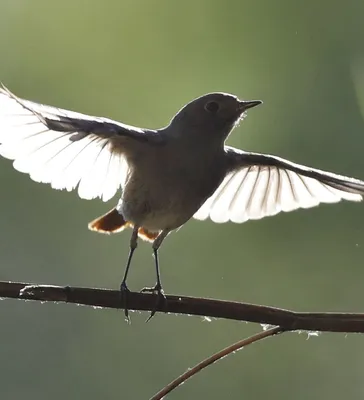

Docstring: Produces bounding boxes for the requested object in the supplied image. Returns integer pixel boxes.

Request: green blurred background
[1,0,364,399]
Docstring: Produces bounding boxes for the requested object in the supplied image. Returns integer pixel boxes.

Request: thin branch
[2,280,364,332]
[150,326,284,400]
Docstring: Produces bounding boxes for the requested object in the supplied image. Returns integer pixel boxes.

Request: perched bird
[1,86,364,317]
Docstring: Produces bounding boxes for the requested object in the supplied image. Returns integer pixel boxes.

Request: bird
[1,85,364,319]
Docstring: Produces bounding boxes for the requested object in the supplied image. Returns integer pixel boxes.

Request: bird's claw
[140,283,165,295]
[120,281,131,324]
[140,284,166,322]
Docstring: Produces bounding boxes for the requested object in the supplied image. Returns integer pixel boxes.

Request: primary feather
[0,86,144,201]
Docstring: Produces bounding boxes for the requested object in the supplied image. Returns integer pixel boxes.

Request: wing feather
[194,147,364,223]
[0,87,149,201]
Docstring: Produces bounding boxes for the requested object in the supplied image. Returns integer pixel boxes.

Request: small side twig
[150,326,284,400]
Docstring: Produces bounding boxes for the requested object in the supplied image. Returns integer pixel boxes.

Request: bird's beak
[238,100,262,111]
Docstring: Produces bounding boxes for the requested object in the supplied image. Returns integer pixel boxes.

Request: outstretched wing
[194,146,364,223]
[0,86,154,201]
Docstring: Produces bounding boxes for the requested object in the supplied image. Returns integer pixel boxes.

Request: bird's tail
[137,227,159,242]
[88,208,131,234]
[88,208,160,242]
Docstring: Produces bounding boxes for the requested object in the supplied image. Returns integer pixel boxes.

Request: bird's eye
[204,101,220,114]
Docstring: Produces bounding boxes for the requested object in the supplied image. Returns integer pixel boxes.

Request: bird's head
[168,92,262,143]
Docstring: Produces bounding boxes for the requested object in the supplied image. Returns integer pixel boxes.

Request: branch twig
[2,280,364,332]
[150,326,284,400]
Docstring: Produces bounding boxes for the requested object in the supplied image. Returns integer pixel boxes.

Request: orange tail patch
[138,227,160,243]
[89,208,159,241]
[88,208,131,234]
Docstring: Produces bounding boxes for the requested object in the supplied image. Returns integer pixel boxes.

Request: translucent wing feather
[0,87,148,201]
[194,147,364,223]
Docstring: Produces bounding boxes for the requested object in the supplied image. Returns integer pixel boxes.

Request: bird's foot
[140,283,166,322]
[120,281,131,324]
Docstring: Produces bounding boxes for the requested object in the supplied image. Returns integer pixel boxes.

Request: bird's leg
[120,225,139,322]
[141,229,170,321]
[141,229,169,294]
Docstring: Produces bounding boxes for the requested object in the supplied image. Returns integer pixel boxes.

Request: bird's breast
[118,144,226,231]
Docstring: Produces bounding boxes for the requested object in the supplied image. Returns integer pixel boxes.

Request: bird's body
[1,86,364,316]
[119,128,227,233]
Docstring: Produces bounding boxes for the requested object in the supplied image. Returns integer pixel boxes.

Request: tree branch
[2,280,364,332]
[150,326,284,400]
